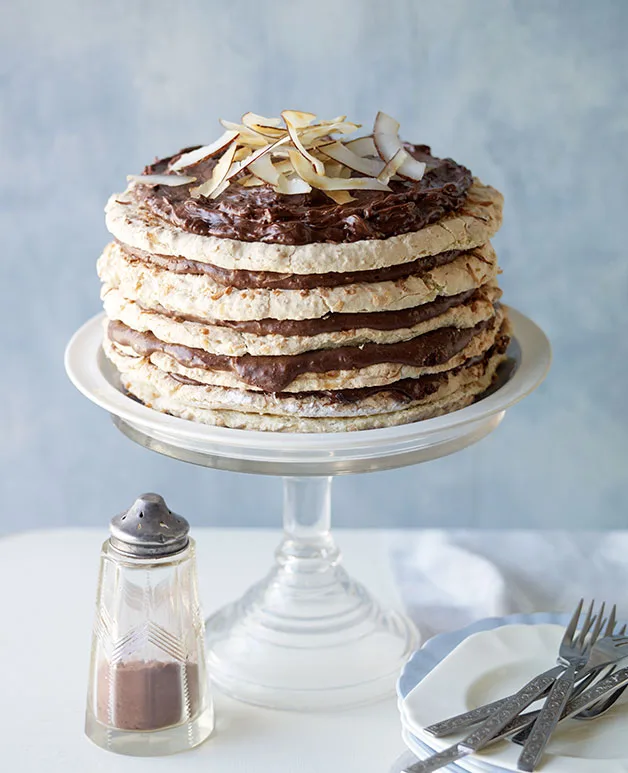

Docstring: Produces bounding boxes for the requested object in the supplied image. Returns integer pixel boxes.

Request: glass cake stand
[65,307,551,711]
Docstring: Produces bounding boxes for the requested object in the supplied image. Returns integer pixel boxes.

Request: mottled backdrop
[1,0,626,532]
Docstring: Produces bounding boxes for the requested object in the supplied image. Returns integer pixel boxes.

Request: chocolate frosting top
[135,144,472,246]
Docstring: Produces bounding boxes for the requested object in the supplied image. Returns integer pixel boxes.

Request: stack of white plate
[394,612,628,773]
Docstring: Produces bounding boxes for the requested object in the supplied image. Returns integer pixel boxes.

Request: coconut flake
[377,148,408,183]
[209,180,231,199]
[168,131,239,171]
[233,146,253,162]
[247,154,283,186]
[242,112,282,128]
[224,136,290,182]
[323,159,344,178]
[344,136,378,157]
[219,119,269,147]
[282,110,325,174]
[299,121,359,148]
[281,109,317,129]
[318,140,385,177]
[189,142,238,198]
[289,150,391,192]
[127,174,196,187]
[272,158,294,175]
[373,111,426,181]
[324,190,355,204]
[239,175,265,187]
[241,112,285,138]
[275,175,312,195]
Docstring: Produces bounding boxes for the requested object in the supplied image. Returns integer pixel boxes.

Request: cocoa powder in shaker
[96,660,200,731]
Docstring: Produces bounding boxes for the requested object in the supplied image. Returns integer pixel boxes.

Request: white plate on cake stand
[65,306,551,711]
[65,307,550,476]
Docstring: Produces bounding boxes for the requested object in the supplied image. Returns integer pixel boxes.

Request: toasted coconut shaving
[324,190,356,204]
[172,110,424,202]
[344,136,378,157]
[241,113,285,139]
[377,148,408,183]
[241,112,282,127]
[273,158,295,176]
[189,142,238,198]
[374,111,426,181]
[282,110,325,175]
[233,146,253,162]
[219,119,268,148]
[275,175,312,195]
[289,150,391,192]
[239,175,265,187]
[248,153,283,186]
[168,131,239,171]
[318,140,385,177]
[300,122,359,147]
[281,109,317,128]
[208,179,230,199]
[223,136,290,184]
[323,160,344,178]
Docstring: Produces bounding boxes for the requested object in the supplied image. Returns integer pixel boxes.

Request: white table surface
[0,527,407,773]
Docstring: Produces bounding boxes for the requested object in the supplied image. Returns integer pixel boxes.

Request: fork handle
[458,665,564,753]
[424,666,605,739]
[424,666,563,739]
[403,709,547,772]
[424,697,508,738]
[406,669,628,773]
[517,664,577,771]
[402,744,463,773]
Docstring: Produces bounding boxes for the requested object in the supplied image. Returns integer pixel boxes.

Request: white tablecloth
[1,528,623,773]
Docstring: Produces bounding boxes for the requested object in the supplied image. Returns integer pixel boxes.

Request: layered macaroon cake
[99,110,510,432]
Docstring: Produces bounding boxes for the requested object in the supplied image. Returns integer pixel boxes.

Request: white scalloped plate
[393,613,567,772]
[401,623,628,773]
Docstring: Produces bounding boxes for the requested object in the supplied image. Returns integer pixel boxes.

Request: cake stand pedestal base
[204,477,418,710]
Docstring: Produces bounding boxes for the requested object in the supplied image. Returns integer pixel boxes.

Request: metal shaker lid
[109,493,190,558]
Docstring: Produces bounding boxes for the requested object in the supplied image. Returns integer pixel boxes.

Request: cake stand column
[204,475,419,711]
[277,476,338,568]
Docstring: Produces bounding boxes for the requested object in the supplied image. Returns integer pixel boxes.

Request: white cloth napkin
[389,530,628,641]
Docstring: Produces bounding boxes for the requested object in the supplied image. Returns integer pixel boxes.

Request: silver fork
[517,603,610,770]
[514,619,628,739]
[577,680,628,719]
[425,600,614,738]
[406,600,605,773]
[406,661,628,773]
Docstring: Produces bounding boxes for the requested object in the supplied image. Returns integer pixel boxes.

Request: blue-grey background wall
[1,0,626,533]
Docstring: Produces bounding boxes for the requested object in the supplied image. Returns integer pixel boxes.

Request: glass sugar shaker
[85,493,214,756]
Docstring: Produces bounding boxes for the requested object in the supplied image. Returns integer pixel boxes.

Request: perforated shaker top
[109,493,190,558]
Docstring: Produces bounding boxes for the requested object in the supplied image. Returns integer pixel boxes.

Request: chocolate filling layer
[146,288,484,336]
[169,331,510,405]
[318,332,510,404]
[108,317,493,392]
[119,241,462,290]
[135,144,472,245]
